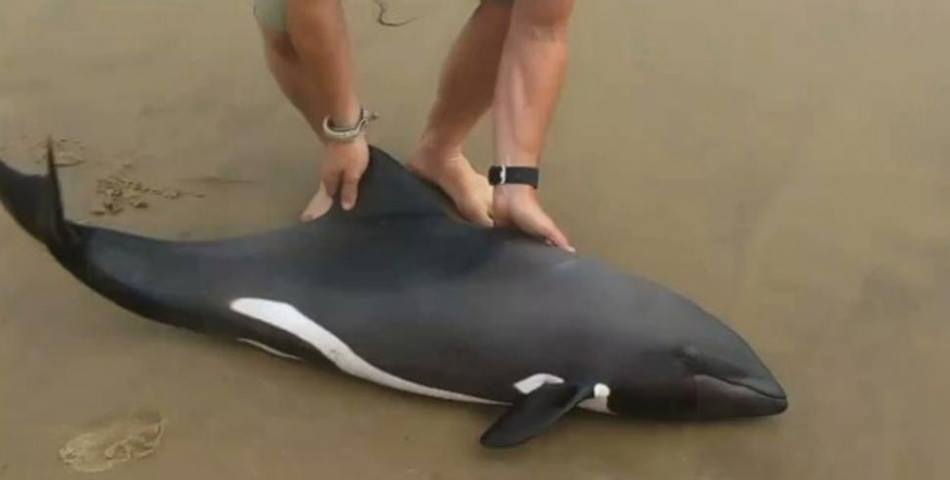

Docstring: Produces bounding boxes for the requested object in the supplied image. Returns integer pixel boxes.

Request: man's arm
[287,0,366,211]
[491,0,576,251]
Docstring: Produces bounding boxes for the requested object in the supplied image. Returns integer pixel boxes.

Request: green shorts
[253,0,512,33]
[253,0,287,32]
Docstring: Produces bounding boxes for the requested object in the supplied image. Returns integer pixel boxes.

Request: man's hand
[322,137,369,210]
[300,137,368,221]
[492,184,574,252]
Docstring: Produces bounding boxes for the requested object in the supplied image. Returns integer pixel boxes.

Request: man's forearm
[286,0,362,130]
[492,0,574,168]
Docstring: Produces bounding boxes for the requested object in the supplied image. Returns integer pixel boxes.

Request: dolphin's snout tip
[694,375,788,418]
[771,396,789,414]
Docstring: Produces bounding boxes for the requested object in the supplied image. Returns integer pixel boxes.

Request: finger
[543,224,575,253]
[459,200,494,228]
[323,170,342,199]
[470,209,494,228]
[299,185,333,222]
[526,210,572,252]
[340,172,361,210]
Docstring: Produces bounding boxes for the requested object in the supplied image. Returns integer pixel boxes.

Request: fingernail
[343,202,353,210]
[566,246,577,254]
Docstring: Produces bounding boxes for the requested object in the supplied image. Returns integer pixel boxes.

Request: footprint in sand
[58,411,165,473]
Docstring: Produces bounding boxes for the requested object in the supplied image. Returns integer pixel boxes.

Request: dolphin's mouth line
[695,374,786,400]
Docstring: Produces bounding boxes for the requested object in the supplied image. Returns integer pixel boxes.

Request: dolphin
[0,142,787,448]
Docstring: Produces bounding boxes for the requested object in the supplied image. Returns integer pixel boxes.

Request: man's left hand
[492,184,574,253]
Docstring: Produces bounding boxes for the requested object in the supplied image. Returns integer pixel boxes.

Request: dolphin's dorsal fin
[340,146,451,218]
[480,383,596,448]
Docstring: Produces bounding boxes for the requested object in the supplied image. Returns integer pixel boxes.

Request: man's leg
[409,1,514,226]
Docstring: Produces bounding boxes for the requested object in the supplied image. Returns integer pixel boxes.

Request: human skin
[260,0,576,250]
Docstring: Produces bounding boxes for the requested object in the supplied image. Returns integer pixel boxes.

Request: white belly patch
[230,298,498,404]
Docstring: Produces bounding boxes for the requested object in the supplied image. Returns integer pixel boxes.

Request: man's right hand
[322,137,369,211]
[300,137,369,221]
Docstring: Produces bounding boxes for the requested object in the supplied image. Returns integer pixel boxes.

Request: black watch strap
[488,166,540,189]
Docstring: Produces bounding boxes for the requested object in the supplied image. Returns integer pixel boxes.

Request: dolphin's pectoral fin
[480,383,595,448]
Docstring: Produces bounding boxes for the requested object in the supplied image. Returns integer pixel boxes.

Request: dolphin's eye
[678,345,700,360]
[677,345,702,368]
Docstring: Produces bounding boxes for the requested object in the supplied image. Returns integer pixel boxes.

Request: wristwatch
[488,166,540,189]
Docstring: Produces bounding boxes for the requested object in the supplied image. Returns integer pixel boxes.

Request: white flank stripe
[230,298,498,404]
[513,373,565,394]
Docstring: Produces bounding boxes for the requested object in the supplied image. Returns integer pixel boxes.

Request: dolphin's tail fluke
[0,138,82,257]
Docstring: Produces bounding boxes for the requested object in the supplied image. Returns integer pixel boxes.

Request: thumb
[300,186,333,222]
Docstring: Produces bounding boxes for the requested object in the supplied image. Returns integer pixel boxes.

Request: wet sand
[1,0,948,478]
